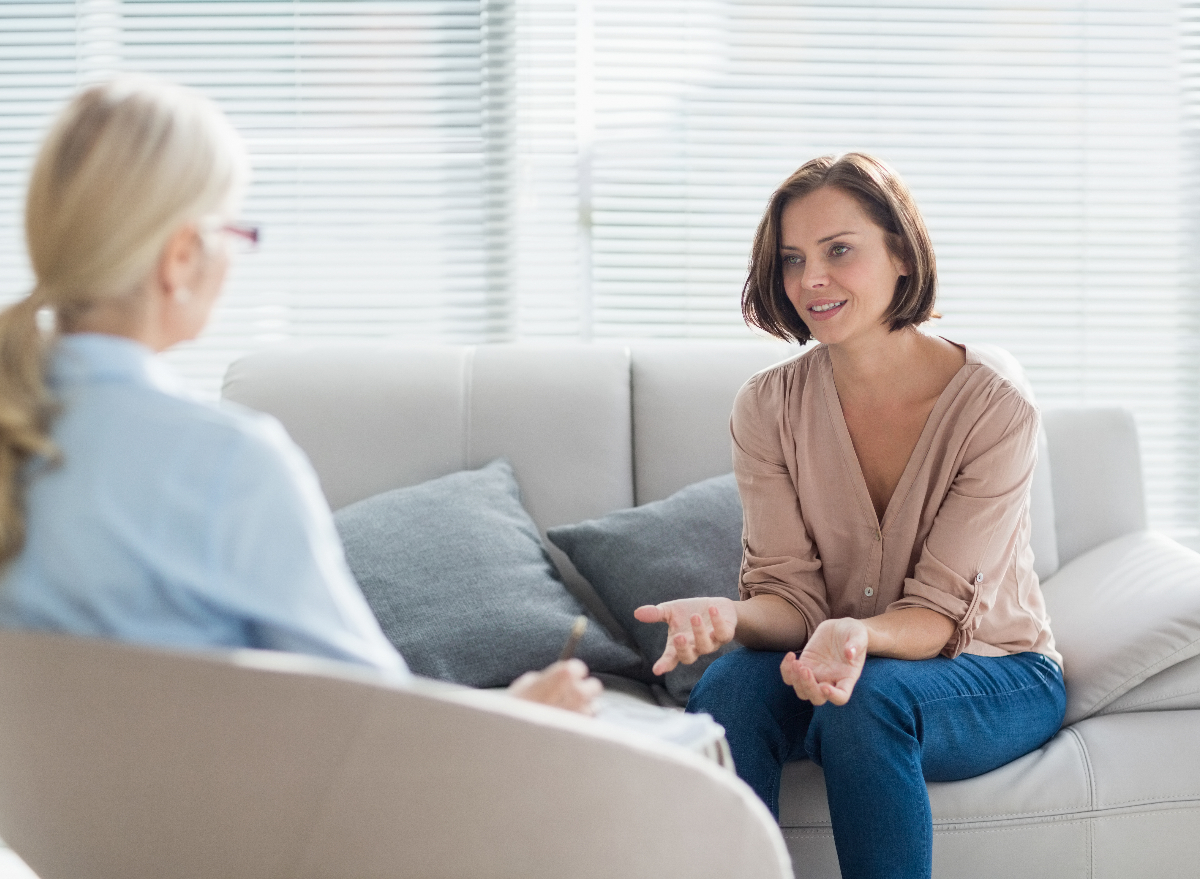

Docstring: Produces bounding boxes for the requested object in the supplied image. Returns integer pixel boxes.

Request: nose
[802,257,829,290]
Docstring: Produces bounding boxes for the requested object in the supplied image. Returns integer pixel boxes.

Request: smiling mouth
[810,300,847,313]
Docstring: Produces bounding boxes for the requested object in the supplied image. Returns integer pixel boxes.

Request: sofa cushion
[547,473,743,704]
[1041,530,1200,725]
[334,459,641,687]
[1099,650,1200,715]
[777,710,1200,879]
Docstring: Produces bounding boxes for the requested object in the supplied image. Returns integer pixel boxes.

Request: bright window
[0,0,1195,543]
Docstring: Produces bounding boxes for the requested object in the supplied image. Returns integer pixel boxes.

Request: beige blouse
[732,342,1061,668]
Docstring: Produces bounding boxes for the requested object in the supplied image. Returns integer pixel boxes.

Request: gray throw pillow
[334,459,641,688]
[547,473,743,703]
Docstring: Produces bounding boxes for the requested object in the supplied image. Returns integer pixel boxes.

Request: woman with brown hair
[636,153,1065,879]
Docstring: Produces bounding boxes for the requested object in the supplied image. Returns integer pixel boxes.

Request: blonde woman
[636,154,1065,879]
[0,77,597,713]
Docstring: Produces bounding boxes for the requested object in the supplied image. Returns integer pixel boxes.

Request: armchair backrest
[0,632,791,879]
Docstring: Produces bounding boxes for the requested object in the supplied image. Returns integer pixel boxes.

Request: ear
[155,224,202,301]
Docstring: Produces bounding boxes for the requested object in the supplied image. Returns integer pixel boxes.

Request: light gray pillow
[334,459,641,688]
[547,473,743,703]
[1042,529,1200,725]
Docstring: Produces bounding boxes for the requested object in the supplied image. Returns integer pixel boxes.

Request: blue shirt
[0,333,408,675]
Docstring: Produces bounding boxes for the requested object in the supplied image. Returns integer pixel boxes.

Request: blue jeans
[687,648,1065,879]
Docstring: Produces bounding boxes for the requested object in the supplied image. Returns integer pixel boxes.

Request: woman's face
[779,186,908,348]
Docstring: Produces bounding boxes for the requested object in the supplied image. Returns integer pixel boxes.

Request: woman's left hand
[781,618,869,706]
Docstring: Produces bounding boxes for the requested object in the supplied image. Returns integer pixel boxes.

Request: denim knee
[687,648,783,720]
[804,659,915,766]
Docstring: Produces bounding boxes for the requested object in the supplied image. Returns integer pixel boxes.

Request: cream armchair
[0,630,789,879]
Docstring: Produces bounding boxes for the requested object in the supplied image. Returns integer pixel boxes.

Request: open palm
[781,617,868,706]
[634,596,737,675]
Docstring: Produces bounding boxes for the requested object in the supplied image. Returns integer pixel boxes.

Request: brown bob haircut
[741,152,938,344]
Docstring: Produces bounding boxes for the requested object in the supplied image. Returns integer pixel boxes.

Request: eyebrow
[779,230,858,251]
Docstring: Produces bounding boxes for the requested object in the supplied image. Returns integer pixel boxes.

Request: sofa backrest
[1043,407,1146,566]
[223,341,1144,584]
[0,631,791,879]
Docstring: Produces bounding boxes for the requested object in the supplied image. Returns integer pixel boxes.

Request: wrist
[860,616,889,656]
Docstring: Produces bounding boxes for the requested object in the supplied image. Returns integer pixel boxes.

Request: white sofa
[217,340,1200,879]
[2,340,1195,879]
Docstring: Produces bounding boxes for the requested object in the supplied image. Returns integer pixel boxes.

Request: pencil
[559,615,588,661]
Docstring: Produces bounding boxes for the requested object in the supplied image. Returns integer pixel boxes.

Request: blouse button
[864,587,874,597]
[975,573,983,584]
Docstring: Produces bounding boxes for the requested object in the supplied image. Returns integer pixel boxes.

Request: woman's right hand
[508,658,603,714]
[633,597,737,675]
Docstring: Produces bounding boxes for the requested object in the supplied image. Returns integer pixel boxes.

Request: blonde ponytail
[0,75,248,565]
[0,291,58,564]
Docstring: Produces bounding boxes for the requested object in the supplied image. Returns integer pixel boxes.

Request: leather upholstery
[0,632,791,879]
[1043,408,1146,568]
[207,341,1200,877]
[1043,531,1200,724]
[224,342,636,635]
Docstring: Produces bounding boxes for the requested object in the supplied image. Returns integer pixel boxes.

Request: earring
[172,286,192,305]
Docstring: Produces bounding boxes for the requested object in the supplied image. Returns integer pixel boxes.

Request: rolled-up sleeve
[887,386,1039,658]
[732,374,830,640]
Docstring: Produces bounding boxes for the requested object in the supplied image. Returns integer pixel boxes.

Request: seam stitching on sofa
[1089,640,1200,716]
[1066,726,1096,812]
[1098,683,1200,714]
[1095,793,1200,808]
[781,798,1200,838]
[786,818,1095,840]
[1088,801,1095,879]
[939,797,1200,825]
[1086,804,1200,822]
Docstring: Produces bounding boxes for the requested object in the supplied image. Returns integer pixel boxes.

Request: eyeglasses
[221,222,261,254]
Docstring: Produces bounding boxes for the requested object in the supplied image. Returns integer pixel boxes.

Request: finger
[536,660,573,681]
[543,664,593,700]
[634,604,666,624]
[779,651,799,685]
[563,658,588,679]
[689,613,715,654]
[672,630,698,665]
[780,651,809,688]
[652,639,680,676]
[830,673,858,703]
[567,676,604,715]
[843,631,868,663]
[509,670,539,692]
[820,682,851,706]
[709,604,734,645]
[793,664,827,705]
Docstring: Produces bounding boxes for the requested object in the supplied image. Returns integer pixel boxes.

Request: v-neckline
[818,343,975,533]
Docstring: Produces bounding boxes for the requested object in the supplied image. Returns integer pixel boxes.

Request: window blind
[1,0,498,396]
[0,0,1196,542]
[580,0,1197,542]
